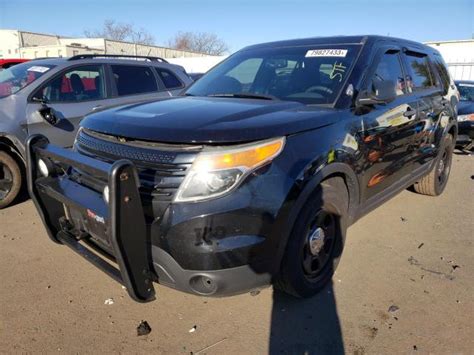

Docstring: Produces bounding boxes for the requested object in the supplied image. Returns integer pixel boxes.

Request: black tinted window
[432,55,451,92]
[157,69,183,89]
[111,65,158,96]
[405,52,434,90]
[370,51,406,96]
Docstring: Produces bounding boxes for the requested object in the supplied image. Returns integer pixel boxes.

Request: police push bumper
[27,134,155,302]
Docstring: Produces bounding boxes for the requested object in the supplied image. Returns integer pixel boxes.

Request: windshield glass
[186,44,361,105]
[0,62,55,98]
[456,82,474,102]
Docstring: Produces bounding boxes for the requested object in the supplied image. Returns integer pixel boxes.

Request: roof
[20,56,178,68]
[242,35,432,52]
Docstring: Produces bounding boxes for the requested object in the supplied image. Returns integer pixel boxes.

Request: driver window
[370,51,406,96]
[37,65,106,103]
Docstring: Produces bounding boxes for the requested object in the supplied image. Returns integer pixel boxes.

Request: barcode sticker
[27,66,50,73]
[305,49,348,58]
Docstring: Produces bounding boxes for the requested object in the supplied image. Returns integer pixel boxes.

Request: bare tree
[84,20,155,45]
[168,32,229,55]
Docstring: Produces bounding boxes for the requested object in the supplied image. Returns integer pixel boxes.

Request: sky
[0,0,472,53]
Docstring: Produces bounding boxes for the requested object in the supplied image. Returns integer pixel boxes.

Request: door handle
[92,105,103,111]
[403,109,416,118]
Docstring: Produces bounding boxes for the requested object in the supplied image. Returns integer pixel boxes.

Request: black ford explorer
[27,36,458,302]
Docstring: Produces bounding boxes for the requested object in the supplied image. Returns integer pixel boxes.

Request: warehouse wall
[426,40,474,80]
[0,30,22,58]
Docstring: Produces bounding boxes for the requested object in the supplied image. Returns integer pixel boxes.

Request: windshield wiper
[207,92,278,100]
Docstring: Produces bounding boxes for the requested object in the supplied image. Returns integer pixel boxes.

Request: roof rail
[68,54,169,63]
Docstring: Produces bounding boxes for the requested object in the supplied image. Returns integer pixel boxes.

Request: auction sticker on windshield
[27,66,51,73]
[305,49,348,57]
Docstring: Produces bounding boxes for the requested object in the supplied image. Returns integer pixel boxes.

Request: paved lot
[1,154,473,354]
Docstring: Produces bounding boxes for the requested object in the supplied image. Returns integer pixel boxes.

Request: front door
[359,49,420,202]
[26,64,108,147]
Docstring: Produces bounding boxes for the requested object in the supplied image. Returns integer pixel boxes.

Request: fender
[0,133,26,164]
[272,161,360,274]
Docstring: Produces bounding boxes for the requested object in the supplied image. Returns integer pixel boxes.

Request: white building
[0,29,208,60]
[426,39,474,80]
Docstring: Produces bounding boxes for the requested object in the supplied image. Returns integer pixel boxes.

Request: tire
[413,134,454,196]
[275,177,349,298]
[0,151,22,209]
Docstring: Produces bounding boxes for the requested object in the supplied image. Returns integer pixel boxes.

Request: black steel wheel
[276,177,348,298]
[414,134,454,196]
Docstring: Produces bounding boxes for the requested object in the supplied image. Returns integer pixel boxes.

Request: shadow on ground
[269,282,344,354]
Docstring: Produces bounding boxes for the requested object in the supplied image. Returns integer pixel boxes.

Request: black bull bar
[27,134,156,302]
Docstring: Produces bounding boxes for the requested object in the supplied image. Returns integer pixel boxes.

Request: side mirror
[357,79,397,106]
[38,105,59,126]
[32,96,59,126]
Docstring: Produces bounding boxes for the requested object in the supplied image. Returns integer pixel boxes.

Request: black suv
[27,36,457,301]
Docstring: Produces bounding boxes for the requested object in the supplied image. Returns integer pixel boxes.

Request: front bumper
[27,135,271,301]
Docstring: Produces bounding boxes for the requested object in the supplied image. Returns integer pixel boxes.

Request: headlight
[175,137,285,202]
[457,114,474,122]
[38,159,49,177]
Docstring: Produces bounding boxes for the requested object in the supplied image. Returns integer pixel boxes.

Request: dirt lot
[1,154,473,354]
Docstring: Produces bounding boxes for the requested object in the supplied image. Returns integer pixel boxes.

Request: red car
[0,59,29,70]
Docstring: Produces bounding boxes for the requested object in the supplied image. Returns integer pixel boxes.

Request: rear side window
[404,52,434,91]
[432,54,451,92]
[111,65,158,96]
[156,69,183,89]
[369,51,407,96]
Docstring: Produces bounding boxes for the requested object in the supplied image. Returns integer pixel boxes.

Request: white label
[305,49,348,58]
[27,66,50,73]
[459,83,474,88]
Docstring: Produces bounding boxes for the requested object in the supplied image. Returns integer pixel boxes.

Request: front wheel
[275,177,348,298]
[413,134,454,196]
[0,151,22,209]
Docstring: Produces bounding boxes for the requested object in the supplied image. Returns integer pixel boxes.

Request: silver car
[0,54,192,208]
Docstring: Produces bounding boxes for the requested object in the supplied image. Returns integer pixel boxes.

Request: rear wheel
[413,134,454,196]
[275,177,348,298]
[0,151,22,209]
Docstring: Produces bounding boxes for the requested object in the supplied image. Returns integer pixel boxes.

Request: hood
[458,101,474,115]
[81,97,340,144]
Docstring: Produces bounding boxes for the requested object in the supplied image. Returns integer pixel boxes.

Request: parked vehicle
[0,54,192,208]
[0,59,29,71]
[27,36,457,302]
[454,80,474,150]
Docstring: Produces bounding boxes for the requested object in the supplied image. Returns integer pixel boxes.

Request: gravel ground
[0,153,473,354]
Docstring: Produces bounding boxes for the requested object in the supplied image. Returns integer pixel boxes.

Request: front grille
[75,129,199,220]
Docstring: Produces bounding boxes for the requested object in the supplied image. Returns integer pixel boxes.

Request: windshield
[186,44,361,105]
[0,62,55,98]
[456,82,474,102]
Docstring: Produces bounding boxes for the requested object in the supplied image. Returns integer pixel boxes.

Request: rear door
[359,47,420,201]
[106,64,172,106]
[401,50,447,168]
[26,64,108,147]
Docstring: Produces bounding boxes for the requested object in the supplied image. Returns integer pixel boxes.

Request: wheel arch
[0,134,26,164]
[0,135,26,174]
[273,162,360,274]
